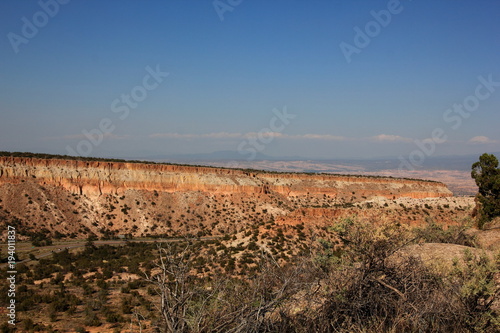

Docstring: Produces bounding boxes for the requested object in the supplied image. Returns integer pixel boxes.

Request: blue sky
[1,0,499,161]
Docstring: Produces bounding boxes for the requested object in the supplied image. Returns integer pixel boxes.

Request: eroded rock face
[0,157,452,199]
[0,156,455,239]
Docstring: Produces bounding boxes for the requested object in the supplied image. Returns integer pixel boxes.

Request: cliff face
[0,156,456,240]
[0,157,452,199]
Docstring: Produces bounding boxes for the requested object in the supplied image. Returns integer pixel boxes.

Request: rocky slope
[0,156,454,240]
[0,156,452,198]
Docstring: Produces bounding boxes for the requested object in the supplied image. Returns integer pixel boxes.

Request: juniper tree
[471,153,500,228]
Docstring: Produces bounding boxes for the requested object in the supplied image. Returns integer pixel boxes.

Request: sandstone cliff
[0,156,452,199]
[0,156,455,240]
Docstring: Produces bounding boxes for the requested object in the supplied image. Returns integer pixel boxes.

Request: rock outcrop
[0,156,458,240]
[0,156,452,199]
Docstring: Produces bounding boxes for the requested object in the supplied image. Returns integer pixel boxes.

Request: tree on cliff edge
[471,153,500,228]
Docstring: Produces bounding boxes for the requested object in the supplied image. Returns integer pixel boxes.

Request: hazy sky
[1,0,499,161]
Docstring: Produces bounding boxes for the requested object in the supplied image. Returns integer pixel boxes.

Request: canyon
[0,156,452,199]
[0,155,462,241]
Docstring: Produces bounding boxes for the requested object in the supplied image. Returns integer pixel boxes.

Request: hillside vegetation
[0,218,498,332]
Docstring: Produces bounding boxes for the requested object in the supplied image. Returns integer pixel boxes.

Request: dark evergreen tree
[471,153,500,228]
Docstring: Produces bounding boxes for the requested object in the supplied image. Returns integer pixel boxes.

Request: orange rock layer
[0,157,452,199]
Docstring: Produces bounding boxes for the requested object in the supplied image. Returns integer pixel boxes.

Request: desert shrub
[311,256,456,332]
[144,242,318,333]
[84,303,101,326]
[48,305,58,322]
[413,219,477,247]
[282,219,499,332]
[121,296,133,314]
[446,250,500,331]
[103,306,125,323]
[0,323,16,333]
[30,230,53,247]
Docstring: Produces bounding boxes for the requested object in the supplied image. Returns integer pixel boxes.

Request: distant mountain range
[142,151,500,172]
[135,151,499,196]
[142,150,306,163]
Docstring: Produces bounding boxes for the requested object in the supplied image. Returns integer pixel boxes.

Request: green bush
[472,153,500,228]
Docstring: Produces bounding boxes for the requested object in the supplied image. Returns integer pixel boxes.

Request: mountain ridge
[0,153,454,241]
